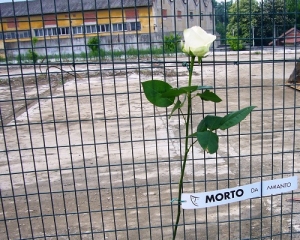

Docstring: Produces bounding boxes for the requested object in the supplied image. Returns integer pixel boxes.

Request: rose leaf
[219,106,256,130]
[142,80,175,107]
[197,131,219,154]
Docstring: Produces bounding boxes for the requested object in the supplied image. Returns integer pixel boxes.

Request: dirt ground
[0,50,300,239]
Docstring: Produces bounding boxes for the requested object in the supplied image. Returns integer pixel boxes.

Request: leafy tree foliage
[163,34,181,53]
[286,0,300,23]
[227,34,245,50]
[27,37,39,64]
[227,0,260,43]
[87,36,100,54]
[214,1,232,44]
[226,0,296,46]
[255,0,295,45]
[216,22,227,44]
[215,1,231,25]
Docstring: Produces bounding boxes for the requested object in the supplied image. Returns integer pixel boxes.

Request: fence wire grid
[0,0,300,239]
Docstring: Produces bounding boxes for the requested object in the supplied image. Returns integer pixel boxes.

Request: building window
[4,32,15,39]
[85,24,97,34]
[177,11,182,19]
[162,9,167,19]
[45,28,51,36]
[130,22,141,31]
[112,23,127,32]
[34,29,44,37]
[34,27,70,37]
[3,30,30,39]
[58,27,70,35]
[190,11,194,20]
[34,28,57,37]
[98,24,110,32]
[18,31,31,38]
[72,26,83,34]
[45,28,57,36]
[73,24,111,34]
[201,12,204,20]
[43,28,50,36]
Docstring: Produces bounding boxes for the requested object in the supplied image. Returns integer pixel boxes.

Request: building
[0,0,215,56]
[152,0,214,33]
[269,27,300,46]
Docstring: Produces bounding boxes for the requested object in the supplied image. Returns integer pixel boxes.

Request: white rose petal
[182,26,216,58]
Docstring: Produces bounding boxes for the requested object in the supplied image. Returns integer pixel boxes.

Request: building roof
[269,27,300,45]
[0,0,153,17]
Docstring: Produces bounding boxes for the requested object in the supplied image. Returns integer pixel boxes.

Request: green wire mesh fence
[0,0,300,239]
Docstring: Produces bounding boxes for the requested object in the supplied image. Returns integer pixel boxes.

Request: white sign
[262,176,298,196]
[181,176,298,209]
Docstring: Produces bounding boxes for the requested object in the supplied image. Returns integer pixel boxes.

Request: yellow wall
[1,7,153,41]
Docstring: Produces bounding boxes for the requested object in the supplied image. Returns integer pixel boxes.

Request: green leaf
[142,80,175,107]
[198,90,222,103]
[204,115,223,130]
[219,106,256,130]
[197,131,219,154]
[169,97,186,118]
[197,119,207,132]
[162,86,198,97]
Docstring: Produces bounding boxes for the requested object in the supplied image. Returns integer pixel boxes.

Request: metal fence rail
[0,0,299,239]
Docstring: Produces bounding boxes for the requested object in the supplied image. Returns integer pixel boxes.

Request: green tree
[216,22,226,44]
[87,36,100,55]
[163,34,181,53]
[255,0,295,45]
[215,1,232,25]
[286,0,300,24]
[227,0,260,43]
[27,37,38,64]
[215,1,232,43]
[227,34,245,50]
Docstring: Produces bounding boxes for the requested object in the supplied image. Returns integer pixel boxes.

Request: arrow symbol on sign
[190,195,199,206]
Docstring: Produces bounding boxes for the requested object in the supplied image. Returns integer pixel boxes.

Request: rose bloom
[181,26,216,58]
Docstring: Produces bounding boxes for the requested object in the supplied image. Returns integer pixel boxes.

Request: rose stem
[173,56,195,240]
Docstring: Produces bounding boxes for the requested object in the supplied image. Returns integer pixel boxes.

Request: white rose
[181,26,216,58]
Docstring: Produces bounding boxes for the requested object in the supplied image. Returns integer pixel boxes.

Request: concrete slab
[0,52,300,239]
